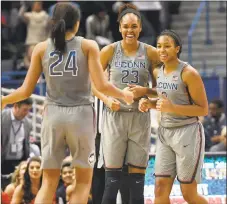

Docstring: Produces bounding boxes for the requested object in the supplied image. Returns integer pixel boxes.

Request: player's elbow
[201,105,208,116]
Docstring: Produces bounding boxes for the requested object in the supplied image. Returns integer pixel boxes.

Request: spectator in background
[1,191,10,204]
[19,1,49,72]
[203,99,226,151]
[1,98,33,175]
[11,157,48,204]
[210,126,226,152]
[56,162,74,204]
[86,2,113,48]
[19,1,49,46]
[4,161,27,201]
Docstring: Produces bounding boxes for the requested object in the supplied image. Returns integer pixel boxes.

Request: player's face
[157,35,180,63]
[28,161,42,180]
[119,13,142,45]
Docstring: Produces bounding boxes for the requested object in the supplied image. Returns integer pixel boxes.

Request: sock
[101,170,121,204]
[128,173,145,204]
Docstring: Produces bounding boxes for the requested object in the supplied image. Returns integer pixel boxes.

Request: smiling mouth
[160,55,167,58]
[126,35,134,39]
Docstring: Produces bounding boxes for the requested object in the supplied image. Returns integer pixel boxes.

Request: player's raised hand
[106,97,121,111]
[127,84,148,99]
[156,94,174,112]
[138,98,151,112]
[122,87,134,105]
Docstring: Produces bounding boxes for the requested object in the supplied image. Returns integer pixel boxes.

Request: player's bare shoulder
[81,39,100,56]
[145,44,158,59]
[100,43,116,60]
[34,40,49,59]
[182,64,201,84]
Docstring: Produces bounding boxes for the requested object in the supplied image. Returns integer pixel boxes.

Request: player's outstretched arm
[1,42,45,109]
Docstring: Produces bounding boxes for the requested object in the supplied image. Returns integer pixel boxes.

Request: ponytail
[51,19,66,53]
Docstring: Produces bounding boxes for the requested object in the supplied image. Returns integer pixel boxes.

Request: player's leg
[35,105,66,204]
[153,126,176,204]
[69,167,93,204]
[91,133,105,204]
[66,105,96,204]
[119,165,130,204]
[127,111,151,204]
[180,180,208,204]
[101,110,128,204]
[175,122,208,204]
[127,166,146,204]
[35,169,61,204]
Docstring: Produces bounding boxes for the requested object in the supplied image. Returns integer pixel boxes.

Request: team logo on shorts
[88,152,95,165]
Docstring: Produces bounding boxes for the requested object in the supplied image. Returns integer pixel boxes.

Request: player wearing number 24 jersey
[1,2,134,204]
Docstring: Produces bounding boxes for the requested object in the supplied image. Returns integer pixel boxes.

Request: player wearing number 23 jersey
[92,3,161,204]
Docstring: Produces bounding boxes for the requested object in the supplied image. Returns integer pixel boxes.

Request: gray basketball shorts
[154,122,205,183]
[101,108,151,169]
[41,104,96,169]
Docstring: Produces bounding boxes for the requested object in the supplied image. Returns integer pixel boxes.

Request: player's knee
[76,168,93,184]
[42,169,61,187]
[101,170,121,204]
[181,187,197,203]
[128,166,146,174]
[154,178,168,197]
[104,170,121,189]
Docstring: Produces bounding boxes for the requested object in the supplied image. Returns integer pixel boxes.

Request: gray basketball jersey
[156,60,198,127]
[108,41,151,111]
[42,36,93,106]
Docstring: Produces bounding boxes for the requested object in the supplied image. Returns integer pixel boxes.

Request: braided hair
[157,30,182,58]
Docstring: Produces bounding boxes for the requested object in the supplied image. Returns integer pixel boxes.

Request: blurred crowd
[1,1,181,71]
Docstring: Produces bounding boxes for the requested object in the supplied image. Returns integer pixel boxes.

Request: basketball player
[1,3,134,204]
[92,3,161,204]
[139,30,209,204]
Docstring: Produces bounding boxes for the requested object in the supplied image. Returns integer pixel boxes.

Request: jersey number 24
[49,50,78,76]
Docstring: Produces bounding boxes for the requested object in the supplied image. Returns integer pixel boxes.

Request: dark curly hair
[157,29,182,58]
[117,3,141,23]
[23,157,42,203]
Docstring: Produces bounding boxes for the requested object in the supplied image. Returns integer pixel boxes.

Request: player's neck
[164,59,180,73]
[121,41,139,53]
[65,32,76,41]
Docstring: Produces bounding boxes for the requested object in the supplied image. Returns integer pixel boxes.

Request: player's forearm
[91,84,109,104]
[100,82,125,101]
[172,104,208,116]
[146,87,158,98]
[148,98,158,109]
[3,87,30,105]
